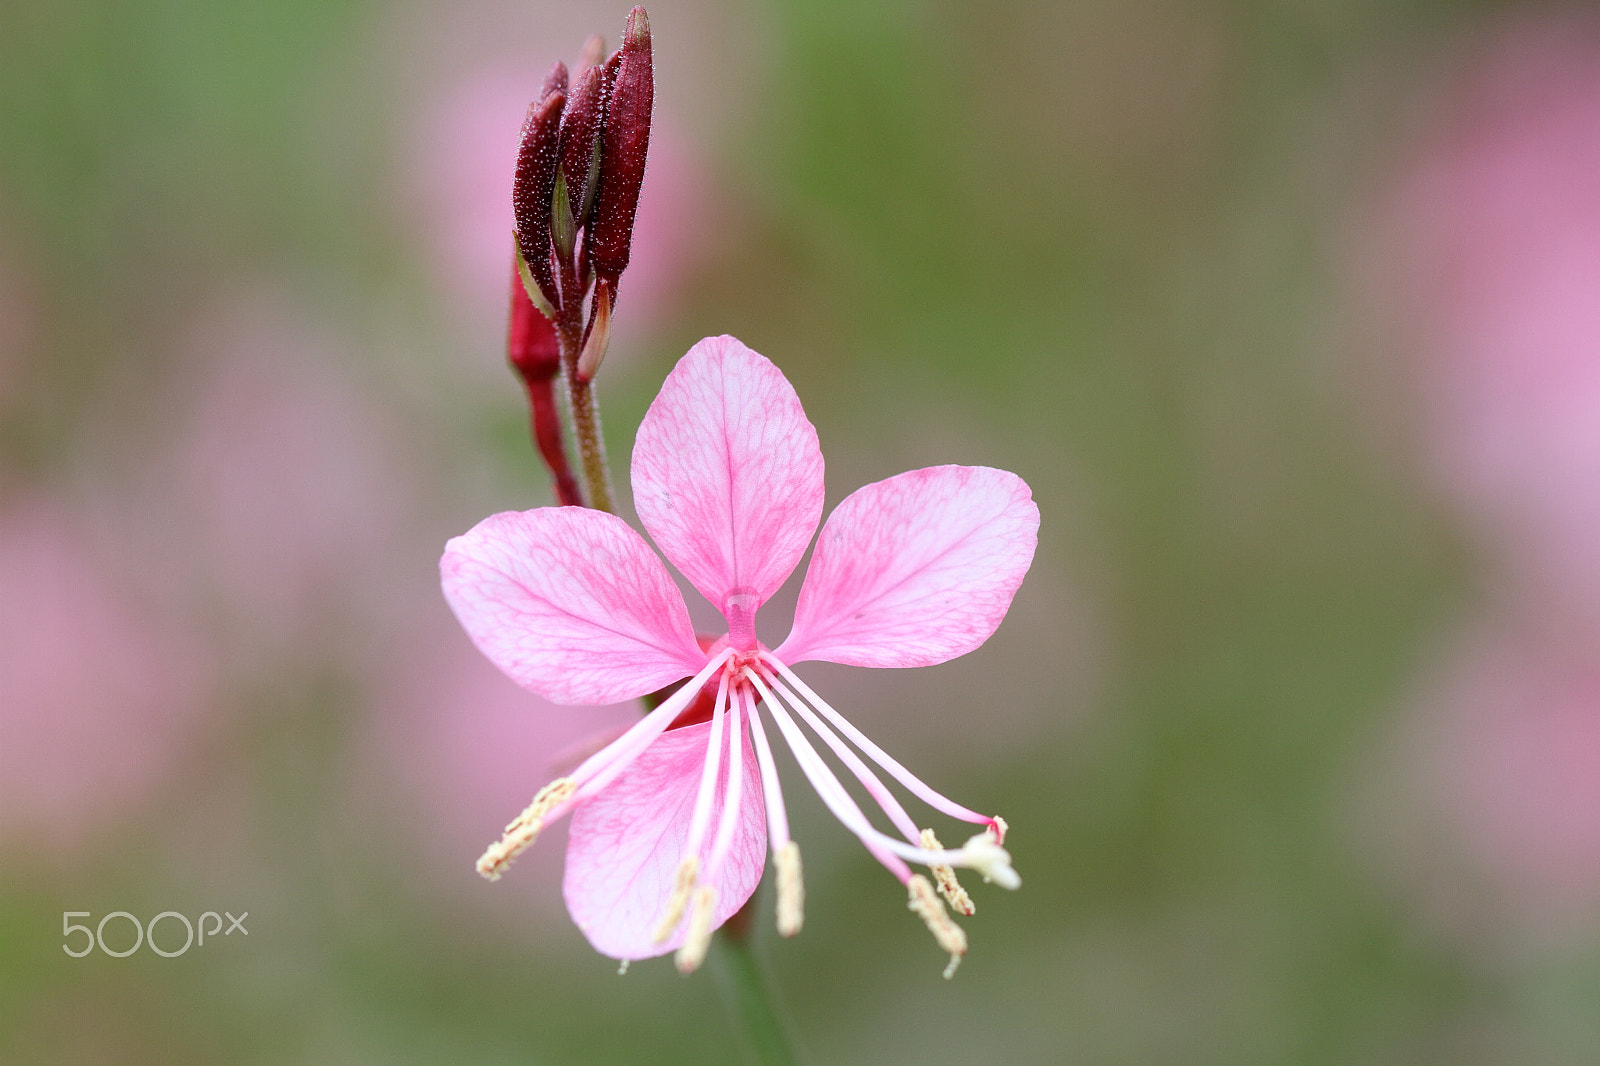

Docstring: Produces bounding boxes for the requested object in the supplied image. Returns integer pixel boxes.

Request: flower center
[722,586,760,653]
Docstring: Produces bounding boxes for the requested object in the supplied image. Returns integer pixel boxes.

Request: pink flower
[0,496,209,859]
[1381,622,1600,943]
[441,336,1038,974]
[1379,14,1600,633]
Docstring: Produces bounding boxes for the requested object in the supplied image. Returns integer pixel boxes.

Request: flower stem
[710,899,800,1066]
[556,264,615,513]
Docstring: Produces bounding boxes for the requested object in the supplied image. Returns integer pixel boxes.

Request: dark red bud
[588,6,652,286]
[507,263,559,382]
[512,90,565,310]
[558,63,607,236]
[508,265,582,506]
[576,33,605,74]
[540,60,568,102]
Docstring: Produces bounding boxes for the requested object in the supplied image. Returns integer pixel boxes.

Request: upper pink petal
[563,720,767,960]
[776,465,1039,668]
[631,335,824,612]
[440,508,705,705]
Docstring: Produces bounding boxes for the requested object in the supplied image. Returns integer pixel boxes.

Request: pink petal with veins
[441,508,704,705]
[778,465,1039,669]
[632,335,824,610]
[563,720,767,959]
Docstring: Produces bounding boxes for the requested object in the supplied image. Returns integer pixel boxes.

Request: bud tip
[625,6,651,48]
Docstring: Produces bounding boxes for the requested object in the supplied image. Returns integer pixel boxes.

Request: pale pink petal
[631,336,824,611]
[441,508,704,705]
[777,465,1039,668]
[563,721,767,960]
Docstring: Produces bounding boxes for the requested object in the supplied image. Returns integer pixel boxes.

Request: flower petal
[632,335,824,610]
[563,721,767,960]
[440,508,704,705]
[776,465,1039,668]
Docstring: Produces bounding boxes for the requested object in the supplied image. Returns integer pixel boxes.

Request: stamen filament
[704,688,748,880]
[762,655,991,829]
[476,650,733,883]
[760,669,921,843]
[744,669,914,882]
[653,672,730,944]
[745,684,792,850]
[745,668,1013,877]
[747,685,805,936]
[564,649,733,808]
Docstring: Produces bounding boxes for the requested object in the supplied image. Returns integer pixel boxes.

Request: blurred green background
[4,0,1600,1063]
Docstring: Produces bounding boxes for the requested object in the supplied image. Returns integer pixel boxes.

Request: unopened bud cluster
[513,6,653,384]
[501,7,653,513]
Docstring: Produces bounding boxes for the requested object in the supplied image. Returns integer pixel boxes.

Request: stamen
[567,649,734,806]
[744,669,1020,884]
[761,670,921,844]
[907,874,967,979]
[703,690,747,881]
[617,960,630,976]
[745,683,793,850]
[989,815,1009,846]
[775,841,804,937]
[675,885,717,974]
[651,675,730,942]
[744,669,914,882]
[476,777,575,880]
[476,651,733,885]
[652,856,700,944]
[920,829,975,916]
[763,655,992,829]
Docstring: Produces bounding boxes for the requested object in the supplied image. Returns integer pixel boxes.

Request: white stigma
[961,832,1020,890]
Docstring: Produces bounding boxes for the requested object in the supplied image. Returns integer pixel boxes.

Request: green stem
[710,902,800,1066]
[555,259,615,513]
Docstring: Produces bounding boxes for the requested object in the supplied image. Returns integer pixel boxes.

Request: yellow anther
[652,856,700,944]
[921,828,975,916]
[475,777,576,881]
[775,841,805,937]
[674,886,718,975]
[907,873,967,979]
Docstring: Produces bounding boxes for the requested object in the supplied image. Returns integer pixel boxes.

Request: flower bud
[576,278,613,382]
[539,59,568,102]
[507,262,559,383]
[576,33,605,76]
[558,62,609,245]
[588,6,653,287]
[507,262,581,506]
[512,89,565,311]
